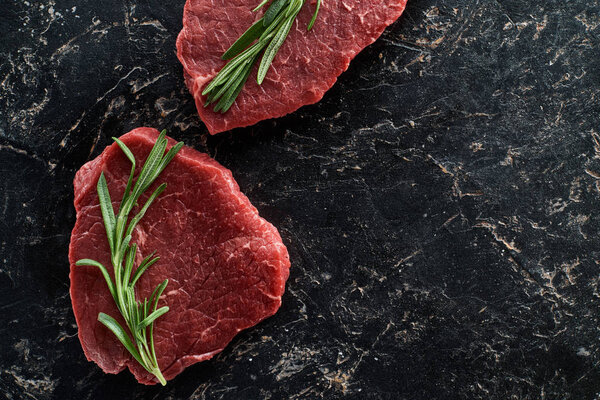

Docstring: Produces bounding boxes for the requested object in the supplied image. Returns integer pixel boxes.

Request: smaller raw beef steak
[69,127,290,384]
[177,0,408,134]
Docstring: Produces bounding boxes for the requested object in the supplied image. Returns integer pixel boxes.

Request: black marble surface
[1,0,600,399]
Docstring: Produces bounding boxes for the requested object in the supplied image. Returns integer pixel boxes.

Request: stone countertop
[1,1,600,399]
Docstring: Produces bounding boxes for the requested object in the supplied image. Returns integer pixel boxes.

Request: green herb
[76,130,183,385]
[202,0,322,113]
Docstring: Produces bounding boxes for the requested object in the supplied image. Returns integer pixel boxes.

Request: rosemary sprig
[202,0,322,113]
[76,130,183,385]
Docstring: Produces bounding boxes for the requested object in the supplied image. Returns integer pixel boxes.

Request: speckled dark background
[1,1,600,399]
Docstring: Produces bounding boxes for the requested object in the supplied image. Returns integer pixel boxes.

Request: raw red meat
[176,0,408,134]
[69,127,290,384]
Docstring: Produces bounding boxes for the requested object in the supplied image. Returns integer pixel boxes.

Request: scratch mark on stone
[475,221,521,253]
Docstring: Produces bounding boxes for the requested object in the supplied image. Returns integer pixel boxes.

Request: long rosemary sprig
[76,130,183,385]
[202,0,322,113]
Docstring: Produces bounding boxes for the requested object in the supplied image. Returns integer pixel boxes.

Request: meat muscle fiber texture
[176,0,408,134]
[69,127,290,384]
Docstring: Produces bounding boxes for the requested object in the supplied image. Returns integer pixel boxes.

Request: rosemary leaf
[125,182,166,239]
[131,252,159,286]
[96,173,116,252]
[112,137,136,212]
[264,0,287,27]
[253,0,270,12]
[139,307,170,329]
[222,19,266,60]
[75,259,116,300]
[257,10,297,84]
[307,0,321,31]
[98,313,144,365]
[151,279,169,311]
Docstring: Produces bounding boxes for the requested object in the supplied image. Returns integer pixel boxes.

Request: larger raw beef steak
[69,127,290,384]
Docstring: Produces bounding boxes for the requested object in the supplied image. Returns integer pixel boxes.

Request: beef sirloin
[69,128,290,384]
[177,0,408,134]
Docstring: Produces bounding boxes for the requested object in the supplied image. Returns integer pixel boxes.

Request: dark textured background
[2,0,600,399]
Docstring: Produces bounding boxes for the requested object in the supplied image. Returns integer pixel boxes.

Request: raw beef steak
[176,0,408,134]
[69,127,290,384]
